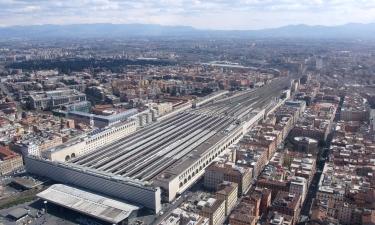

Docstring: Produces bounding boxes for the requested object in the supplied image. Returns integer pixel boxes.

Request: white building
[43,119,138,161]
[289,176,308,205]
[151,102,173,116]
[20,142,40,157]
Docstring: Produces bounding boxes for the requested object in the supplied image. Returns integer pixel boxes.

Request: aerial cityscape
[1,1,375,225]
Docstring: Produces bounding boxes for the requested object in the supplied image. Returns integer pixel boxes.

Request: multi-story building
[236,148,268,179]
[256,179,289,200]
[289,154,316,185]
[265,211,293,225]
[204,162,252,196]
[284,100,306,116]
[28,89,86,110]
[316,163,346,205]
[229,200,258,225]
[12,142,40,157]
[361,210,375,225]
[60,101,91,113]
[259,189,272,216]
[0,146,23,175]
[150,102,173,116]
[67,108,139,128]
[290,102,337,142]
[270,192,301,225]
[289,176,308,204]
[313,115,375,225]
[215,182,238,216]
[292,136,319,155]
[340,94,370,122]
[198,198,226,225]
[240,134,277,160]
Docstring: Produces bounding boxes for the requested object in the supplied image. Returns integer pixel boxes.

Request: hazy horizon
[1,22,374,31]
[1,0,375,30]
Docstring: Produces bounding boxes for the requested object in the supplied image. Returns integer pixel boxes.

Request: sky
[0,0,375,30]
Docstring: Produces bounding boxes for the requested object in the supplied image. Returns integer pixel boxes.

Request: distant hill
[249,23,375,39]
[0,23,375,39]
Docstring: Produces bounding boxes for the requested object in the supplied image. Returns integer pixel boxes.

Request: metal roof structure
[69,77,290,184]
[37,184,140,224]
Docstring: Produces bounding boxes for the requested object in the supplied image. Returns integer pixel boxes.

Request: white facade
[21,143,41,157]
[154,126,244,202]
[44,120,138,161]
[84,120,138,154]
[151,102,173,116]
[25,157,162,213]
[289,176,307,204]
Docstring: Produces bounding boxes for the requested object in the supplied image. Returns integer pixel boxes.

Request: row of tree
[6,58,175,73]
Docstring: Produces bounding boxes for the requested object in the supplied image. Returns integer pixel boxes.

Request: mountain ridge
[1,23,374,39]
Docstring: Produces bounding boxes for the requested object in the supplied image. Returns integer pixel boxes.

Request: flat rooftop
[37,184,140,224]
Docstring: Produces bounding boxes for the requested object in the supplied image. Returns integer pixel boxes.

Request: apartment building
[204,162,252,196]
[28,89,86,110]
[198,198,226,225]
[236,148,268,179]
[215,182,238,216]
[340,94,370,122]
[0,146,23,175]
[229,201,257,225]
[270,192,301,225]
[289,176,308,204]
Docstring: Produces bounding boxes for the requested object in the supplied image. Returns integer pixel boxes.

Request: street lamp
[43,200,48,214]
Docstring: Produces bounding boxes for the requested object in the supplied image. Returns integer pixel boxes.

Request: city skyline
[1,0,375,29]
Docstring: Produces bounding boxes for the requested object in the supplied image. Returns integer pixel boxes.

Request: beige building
[216,182,238,216]
[13,134,63,157]
[198,198,226,225]
[229,199,258,225]
[39,135,63,152]
[204,162,252,196]
[151,102,173,116]
[340,95,370,122]
[0,146,23,175]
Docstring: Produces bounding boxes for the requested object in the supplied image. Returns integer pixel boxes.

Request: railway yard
[25,77,292,212]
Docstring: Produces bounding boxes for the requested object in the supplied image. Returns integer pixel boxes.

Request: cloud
[0,0,374,29]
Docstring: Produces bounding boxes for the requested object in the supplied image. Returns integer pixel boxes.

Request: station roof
[37,184,140,224]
